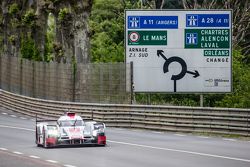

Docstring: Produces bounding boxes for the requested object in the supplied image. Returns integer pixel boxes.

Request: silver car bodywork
[36,112,106,148]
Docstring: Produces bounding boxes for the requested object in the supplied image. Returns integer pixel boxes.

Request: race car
[36,112,106,148]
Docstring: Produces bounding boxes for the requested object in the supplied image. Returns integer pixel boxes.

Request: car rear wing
[35,114,57,123]
[83,119,95,122]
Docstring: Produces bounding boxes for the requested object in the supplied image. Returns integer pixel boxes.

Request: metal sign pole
[200,94,204,107]
[130,61,136,104]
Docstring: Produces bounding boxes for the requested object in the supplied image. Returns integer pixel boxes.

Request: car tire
[43,128,47,148]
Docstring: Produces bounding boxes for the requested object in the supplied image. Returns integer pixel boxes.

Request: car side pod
[97,135,106,145]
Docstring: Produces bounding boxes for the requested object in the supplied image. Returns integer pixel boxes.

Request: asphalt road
[0,107,250,167]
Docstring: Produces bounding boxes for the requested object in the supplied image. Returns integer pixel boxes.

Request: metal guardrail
[0,89,249,136]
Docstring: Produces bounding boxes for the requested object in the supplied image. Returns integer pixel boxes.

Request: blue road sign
[186,14,229,27]
[128,16,178,29]
[128,16,140,28]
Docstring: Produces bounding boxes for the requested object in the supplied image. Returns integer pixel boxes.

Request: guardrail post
[91,107,94,120]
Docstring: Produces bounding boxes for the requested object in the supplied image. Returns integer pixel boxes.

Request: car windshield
[58,120,83,127]
[94,124,104,130]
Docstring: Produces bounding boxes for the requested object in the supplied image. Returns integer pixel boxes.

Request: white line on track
[64,165,77,167]
[152,131,163,134]
[0,125,35,132]
[13,151,23,155]
[223,138,236,142]
[20,117,27,120]
[197,136,210,139]
[46,160,58,163]
[108,140,250,163]
[29,155,40,159]
[2,112,7,115]
[174,134,186,137]
[0,148,8,151]
[10,115,17,117]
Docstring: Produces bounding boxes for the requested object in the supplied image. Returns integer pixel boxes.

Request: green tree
[90,0,126,62]
[215,50,250,108]
[21,35,41,61]
[44,13,56,62]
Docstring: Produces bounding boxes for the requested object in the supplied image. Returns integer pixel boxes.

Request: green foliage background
[90,0,250,108]
[21,35,41,61]
[89,0,125,62]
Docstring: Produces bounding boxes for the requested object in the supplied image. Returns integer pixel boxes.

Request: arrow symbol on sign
[186,70,200,78]
[157,50,167,60]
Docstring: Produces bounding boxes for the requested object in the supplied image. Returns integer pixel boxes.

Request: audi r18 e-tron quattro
[36,112,106,148]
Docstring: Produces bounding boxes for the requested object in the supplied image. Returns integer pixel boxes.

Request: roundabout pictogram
[157,50,200,92]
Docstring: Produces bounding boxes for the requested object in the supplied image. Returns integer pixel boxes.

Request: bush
[21,35,42,61]
[215,50,250,108]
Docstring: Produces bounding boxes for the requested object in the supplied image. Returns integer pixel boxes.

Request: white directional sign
[125,10,232,93]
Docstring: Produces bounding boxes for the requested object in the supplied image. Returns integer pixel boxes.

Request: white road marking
[20,117,27,120]
[197,136,210,139]
[0,148,8,151]
[132,129,140,132]
[29,155,40,159]
[0,125,35,132]
[46,160,58,163]
[108,140,250,163]
[2,112,7,115]
[10,115,17,118]
[174,134,186,137]
[223,138,236,142]
[13,151,23,155]
[152,131,163,134]
[64,165,77,167]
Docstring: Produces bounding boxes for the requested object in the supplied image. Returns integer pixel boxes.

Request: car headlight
[92,130,97,137]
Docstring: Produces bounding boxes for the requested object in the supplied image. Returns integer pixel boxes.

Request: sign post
[125,10,232,93]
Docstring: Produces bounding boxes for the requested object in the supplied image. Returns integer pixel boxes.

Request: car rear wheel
[35,132,39,147]
[43,128,48,148]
